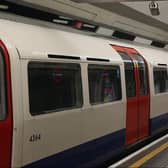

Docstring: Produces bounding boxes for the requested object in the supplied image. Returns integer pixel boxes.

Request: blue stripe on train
[24,129,125,168]
[150,113,168,135]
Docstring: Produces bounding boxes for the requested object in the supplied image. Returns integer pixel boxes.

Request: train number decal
[29,134,41,142]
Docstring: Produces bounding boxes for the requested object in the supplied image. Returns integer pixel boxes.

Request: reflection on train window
[88,64,121,105]
[28,62,83,115]
[118,51,136,98]
[0,49,7,120]
[153,67,168,94]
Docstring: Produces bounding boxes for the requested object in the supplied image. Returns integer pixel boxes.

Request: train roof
[0,19,121,62]
[0,19,168,65]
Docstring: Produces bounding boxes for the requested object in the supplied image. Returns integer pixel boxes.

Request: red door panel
[0,41,13,168]
[125,98,138,145]
[112,45,150,145]
[0,120,12,168]
[112,45,139,145]
[138,96,150,139]
[128,50,150,140]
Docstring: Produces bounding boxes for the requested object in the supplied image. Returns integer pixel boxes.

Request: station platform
[109,134,168,168]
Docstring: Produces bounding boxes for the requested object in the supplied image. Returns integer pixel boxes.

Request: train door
[0,41,13,168]
[112,45,150,145]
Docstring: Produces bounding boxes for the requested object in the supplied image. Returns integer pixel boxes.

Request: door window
[118,51,136,98]
[0,49,7,120]
[132,53,148,96]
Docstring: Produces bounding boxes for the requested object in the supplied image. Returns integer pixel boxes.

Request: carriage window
[153,67,168,94]
[88,64,121,105]
[118,51,136,98]
[28,62,83,115]
[0,49,7,120]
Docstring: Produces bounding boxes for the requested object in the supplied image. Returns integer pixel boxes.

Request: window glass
[118,51,136,98]
[28,62,83,115]
[88,64,121,105]
[153,67,168,94]
[0,49,6,120]
[132,53,148,96]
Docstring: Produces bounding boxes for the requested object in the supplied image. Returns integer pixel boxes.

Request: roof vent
[48,55,80,60]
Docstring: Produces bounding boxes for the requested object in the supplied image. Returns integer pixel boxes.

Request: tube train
[0,19,167,168]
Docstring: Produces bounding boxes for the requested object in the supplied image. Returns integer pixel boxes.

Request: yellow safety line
[129,141,168,168]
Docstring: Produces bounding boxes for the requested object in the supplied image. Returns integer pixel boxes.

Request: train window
[28,62,83,115]
[0,49,7,120]
[132,53,148,96]
[118,51,136,98]
[153,67,168,94]
[88,64,121,105]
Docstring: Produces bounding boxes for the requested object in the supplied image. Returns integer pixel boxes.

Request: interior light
[52,19,69,24]
[0,5,9,10]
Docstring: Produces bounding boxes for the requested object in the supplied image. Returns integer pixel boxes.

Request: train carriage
[0,19,167,168]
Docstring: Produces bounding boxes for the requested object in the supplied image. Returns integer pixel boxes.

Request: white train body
[0,19,167,168]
